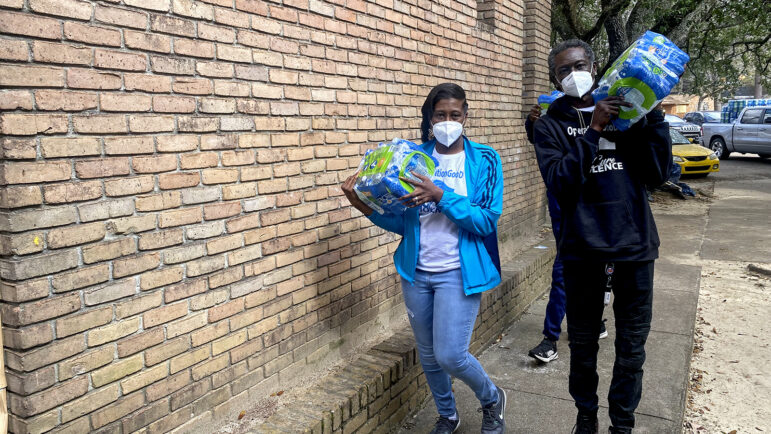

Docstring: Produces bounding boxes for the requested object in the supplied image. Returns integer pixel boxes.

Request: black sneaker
[599,319,609,339]
[429,415,460,434]
[480,386,506,434]
[571,412,598,434]
[608,426,632,433]
[528,337,558,363]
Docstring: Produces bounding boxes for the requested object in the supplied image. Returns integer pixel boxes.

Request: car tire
[709,137,730,160]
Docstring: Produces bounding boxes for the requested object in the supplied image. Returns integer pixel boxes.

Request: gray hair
[548,39,596,82]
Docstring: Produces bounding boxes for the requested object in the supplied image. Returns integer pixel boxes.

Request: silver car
[665,114,702,143]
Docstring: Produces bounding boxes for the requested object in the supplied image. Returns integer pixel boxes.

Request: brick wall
[0,0,550,432]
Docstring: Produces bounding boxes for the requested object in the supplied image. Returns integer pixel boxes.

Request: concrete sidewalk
[399,207,706,434]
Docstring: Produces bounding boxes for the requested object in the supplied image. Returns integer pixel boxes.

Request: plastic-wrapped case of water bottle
[353,138,437,215]
[538,90,564,110]
[592,31,690,130]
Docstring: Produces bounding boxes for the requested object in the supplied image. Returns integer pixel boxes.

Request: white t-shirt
[417,149,467,272]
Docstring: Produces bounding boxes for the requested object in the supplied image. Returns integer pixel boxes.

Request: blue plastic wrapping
[538,90,565,110]
[353,138,438,215]
[592,31,690,130]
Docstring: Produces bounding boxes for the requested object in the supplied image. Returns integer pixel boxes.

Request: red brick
[0,137,34,159]
[0,10,61,40]
[113,252,160,278]
[174,38,214,58]
[135,191,181,212]
[29,0,92,20]
[138,229,183,250]
[129,115,175,133]
[64,22,122,47]
[203,201,241,220]
[157,135,198,152]
[144,302,188,328]
[165,279,207,303]
[132,155,177,173]
[117,328,164,357]
[43,181,102,204]
[67,68,122,90]
[8,376,88,418]
[159,172,200,190]
[159,207,202,228]
[125,73,172,93]
[73,115,127,133]
[104,176,155,196]
[151,14,195,37]
[35,90,98,111]
[95,5,148,29]
[104,136,155,155]
[140,266,183,290]
[100,93,153,112]
[196,61,234,78]
[173,78,213,95]
[180,152,218,169]
[0,65,64,88]
[81,238,136,264]
[143,95,185,114]
[172,0,214,20]
[150,55,196,75]
[198,22,235,43]
[75,158,130,179]
[95,49,147,71]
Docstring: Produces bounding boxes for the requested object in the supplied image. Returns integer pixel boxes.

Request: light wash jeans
[401,268,499,417]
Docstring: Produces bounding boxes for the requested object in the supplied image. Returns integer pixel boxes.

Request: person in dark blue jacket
[532,40,672,434]
[342,83,507,434]
[525,106,609,364]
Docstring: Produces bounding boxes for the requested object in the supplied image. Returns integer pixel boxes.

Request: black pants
[563,260,654,428]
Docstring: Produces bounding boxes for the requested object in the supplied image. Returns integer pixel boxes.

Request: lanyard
[604,262,614,305]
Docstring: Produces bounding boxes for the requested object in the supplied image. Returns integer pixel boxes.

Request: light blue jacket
[367,137,504,295]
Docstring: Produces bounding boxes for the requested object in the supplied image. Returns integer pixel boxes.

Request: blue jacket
[367,137,504,295]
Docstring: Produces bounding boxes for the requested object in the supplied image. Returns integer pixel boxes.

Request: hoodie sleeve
[618,110,673,188]
[367,210,405,236]
[533,118,600,200]
[436,149,503,237]
[525,117,535,144]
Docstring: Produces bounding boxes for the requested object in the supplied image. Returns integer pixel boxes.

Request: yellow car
[670,128,719,176]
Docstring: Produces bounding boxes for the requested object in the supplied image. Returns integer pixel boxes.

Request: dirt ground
[649,179,771,434]
[682,261,771,434]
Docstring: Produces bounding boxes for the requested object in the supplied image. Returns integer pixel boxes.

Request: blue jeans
[543,190,566,341]
[401,268,499,417]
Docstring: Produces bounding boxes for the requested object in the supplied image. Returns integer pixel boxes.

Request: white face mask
[560,70,594,98]
[432,121,463,147]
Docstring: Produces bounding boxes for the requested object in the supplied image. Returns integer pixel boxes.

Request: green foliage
[550,0,771,99]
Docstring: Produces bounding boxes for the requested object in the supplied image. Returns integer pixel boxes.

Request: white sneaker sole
[599,330,609,339]
[532,352,558,363]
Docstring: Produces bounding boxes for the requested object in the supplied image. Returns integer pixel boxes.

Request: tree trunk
[755,69,763,98]
[601,15,629,74]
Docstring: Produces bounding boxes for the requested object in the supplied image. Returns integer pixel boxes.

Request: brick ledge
[249,240,556,434]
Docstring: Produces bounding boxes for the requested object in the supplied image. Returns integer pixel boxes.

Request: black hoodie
[532,95,672,262]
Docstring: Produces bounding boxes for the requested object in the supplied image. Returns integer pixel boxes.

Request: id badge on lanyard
[604,262,614,305]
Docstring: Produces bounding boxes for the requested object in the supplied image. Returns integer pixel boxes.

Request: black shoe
[571,412,598,434]
[608,426,632,433]
[528,337,558,363]
[599,319,609,339]
[429,415,460,434]
[480,386,506,433]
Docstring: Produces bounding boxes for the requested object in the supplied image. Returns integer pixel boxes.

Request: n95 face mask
[561,71,594,98]
[433,121,463,147]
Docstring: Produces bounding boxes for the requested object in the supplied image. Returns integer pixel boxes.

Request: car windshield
[669,128,690,144]
[703,112,721,122]
[665,114,685,124]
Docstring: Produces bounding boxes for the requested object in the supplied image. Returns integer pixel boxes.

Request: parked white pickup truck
[702,106,771,159]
